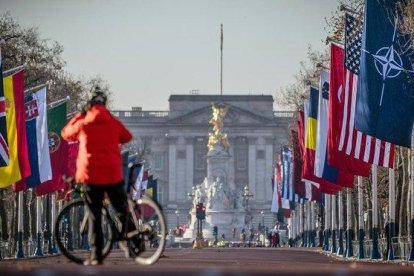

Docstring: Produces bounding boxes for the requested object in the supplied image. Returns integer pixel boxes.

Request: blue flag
[281,146,293,203]
[355,0,414,148]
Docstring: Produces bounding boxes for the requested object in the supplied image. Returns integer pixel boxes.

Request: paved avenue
[1,247,414,275]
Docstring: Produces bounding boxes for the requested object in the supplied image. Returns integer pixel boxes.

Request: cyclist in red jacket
[61,86,132,265]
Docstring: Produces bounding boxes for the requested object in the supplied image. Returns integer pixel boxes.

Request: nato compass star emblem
[373,45,403,81]
[363,20,414,106]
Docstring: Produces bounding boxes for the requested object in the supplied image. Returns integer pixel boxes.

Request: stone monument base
[183,210,246,240]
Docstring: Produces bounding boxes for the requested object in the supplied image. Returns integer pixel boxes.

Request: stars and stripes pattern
[338,14,395,168]
[0,46,9,167]
[344,14,362,75]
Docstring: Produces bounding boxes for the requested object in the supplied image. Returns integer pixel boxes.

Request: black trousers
[84,181,126,261]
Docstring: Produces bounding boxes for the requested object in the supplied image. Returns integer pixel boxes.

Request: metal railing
[273,111,296,118]
[111,110,169,119]
[112,110,295,120]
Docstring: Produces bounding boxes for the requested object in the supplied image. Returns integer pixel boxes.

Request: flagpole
[304,203,308,247]
[409,128,414,261]
[288,209,292,247]
[307,201,311,247]
[387,168,395,261]
[346,188,354,258]
[220,24,223,96]
[322,196,327,250]
[324,195,331,251]
[331,194,337,253]
[50,193,58,254]
[339,4,359,16]
[337,191,344,255]
[48,96,70,109]
[357,176,365,259]
[371,165,381,259]
[34,196,43,256]
[312,201,317,247]
[24,83,49,96]
[15,191,24,258]
[2,65,25,77]
[296,207,300,246]
[328,195,332,251]
[408,129,414,262]
[319,201,324,248]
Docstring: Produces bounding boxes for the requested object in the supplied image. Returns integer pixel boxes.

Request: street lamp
[175,209,181,229]
[261,210,265,246]
[175,209,182,248]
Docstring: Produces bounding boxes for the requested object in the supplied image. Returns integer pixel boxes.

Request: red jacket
[61,105,132,185]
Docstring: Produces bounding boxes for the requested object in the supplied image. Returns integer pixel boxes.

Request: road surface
[1,247,413,275]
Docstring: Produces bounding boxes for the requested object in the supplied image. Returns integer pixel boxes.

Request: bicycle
[54,163,166,265]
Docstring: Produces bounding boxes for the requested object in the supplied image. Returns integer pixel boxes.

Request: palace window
[153,152,164,170]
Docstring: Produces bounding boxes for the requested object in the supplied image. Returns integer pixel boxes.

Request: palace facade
[113,94,294,232]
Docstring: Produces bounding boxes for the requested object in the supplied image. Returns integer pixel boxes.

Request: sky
[0,0,339,111]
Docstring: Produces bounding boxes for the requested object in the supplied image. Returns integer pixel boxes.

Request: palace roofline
[168,94,274,102]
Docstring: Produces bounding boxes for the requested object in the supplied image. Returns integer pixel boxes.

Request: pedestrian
[248,229,254,247]
[267,232,272,247]
[240,232,246,243]
[271,232,276,247]
[61,86,133,266]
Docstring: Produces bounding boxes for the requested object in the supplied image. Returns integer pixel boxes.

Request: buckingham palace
[113,94,294,232]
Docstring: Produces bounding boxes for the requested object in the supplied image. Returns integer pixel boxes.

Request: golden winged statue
[207,103,230,152]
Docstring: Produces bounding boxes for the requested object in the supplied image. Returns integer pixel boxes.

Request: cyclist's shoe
[118,240,130,258]
[83,258,103,266]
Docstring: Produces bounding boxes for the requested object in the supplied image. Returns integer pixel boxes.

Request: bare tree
[0,12,117,251]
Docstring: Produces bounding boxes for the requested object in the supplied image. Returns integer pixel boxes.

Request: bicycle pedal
[126,230,140,238]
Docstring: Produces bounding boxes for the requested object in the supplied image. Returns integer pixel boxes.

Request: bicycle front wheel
[129,196,166,265]
[54,199,113,264]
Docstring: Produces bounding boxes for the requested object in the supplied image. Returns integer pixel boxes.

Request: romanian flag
[297,112,321,202]
[0,70,31,188]
[302,87,342,194]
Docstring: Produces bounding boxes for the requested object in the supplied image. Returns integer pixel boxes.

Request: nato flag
[355,0,414,148]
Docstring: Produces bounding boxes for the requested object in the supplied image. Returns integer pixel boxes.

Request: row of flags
[0,59,70,196]
[128,160,159,218]
[0,59,159,201]
[128,159,158,202]
[271,0,414,215]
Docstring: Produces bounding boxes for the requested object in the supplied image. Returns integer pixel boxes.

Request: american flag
[0,47,9,167]
[338,14,395,168]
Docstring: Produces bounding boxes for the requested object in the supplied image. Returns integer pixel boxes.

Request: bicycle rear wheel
[54,199,113,264]
[128,196,166,265]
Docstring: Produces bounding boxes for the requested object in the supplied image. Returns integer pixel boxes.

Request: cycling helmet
[89,86,107,106]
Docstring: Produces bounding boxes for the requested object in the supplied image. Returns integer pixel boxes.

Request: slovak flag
[14,87,52,191]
